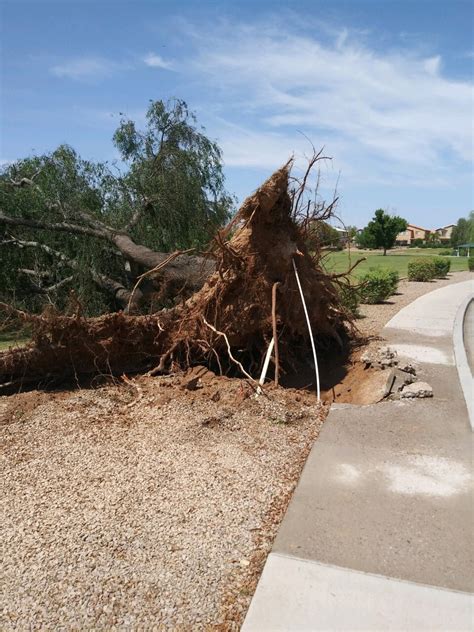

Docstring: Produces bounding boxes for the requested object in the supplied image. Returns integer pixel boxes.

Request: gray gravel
[1,380,323,630]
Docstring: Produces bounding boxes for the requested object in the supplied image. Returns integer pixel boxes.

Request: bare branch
[7,169,43,191]
[0,210,106,240]
[6,237,137,309]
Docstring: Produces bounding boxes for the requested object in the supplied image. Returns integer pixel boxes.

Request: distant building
[434,224,455,242]
[396,223,431,246]
[333,227,350,245]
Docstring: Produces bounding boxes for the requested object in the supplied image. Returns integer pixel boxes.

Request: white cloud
[143,53,173,70]
[185,21,473,182]
[50,56,126,80]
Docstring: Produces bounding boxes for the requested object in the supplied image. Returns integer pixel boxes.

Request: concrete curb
[242,553,474,632]
[453,294,474,431]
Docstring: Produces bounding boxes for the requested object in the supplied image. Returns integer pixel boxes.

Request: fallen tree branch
[330,256,366,279]
[126,248,194,313]
[5,237,139,309]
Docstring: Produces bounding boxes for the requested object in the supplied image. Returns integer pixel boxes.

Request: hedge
[359,268,399,304]
[338,284,360,317]
[407,258,436,282]
[468,257,474,272]
[432,256,451,278]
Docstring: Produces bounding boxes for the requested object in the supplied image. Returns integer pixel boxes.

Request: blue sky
[1,0,473,229]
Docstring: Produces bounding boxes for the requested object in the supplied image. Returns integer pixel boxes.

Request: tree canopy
[356,209,407,255]
[309,221,342,248]
[0,99,234,315]
[451,211,474,247]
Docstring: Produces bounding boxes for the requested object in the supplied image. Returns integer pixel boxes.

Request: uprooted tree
[0,99,234,315]
[0,156,360,390]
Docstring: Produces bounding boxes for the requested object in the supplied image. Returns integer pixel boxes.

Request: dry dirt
[1,270,471,630]
[1,371,325,630]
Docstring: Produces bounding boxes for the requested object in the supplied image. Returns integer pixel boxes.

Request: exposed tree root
[0,160,356,390]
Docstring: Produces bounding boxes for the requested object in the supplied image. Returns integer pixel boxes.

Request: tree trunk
[0,210,216,300]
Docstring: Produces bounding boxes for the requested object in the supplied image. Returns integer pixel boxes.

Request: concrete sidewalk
[243,279,474,631]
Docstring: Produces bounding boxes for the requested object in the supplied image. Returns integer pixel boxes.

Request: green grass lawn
[0,330,30,351]
[322,248,470,279]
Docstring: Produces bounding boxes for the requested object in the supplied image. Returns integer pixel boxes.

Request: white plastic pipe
[259,337,275,386]
[292,258,321,402]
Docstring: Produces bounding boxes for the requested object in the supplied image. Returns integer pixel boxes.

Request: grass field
[0,331,30,351]
[322,248,469,278]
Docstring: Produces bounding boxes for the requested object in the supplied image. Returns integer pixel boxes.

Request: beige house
[434,224,455,242]
[396,223,431,245]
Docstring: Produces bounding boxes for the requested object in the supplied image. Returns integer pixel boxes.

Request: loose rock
[400,381,433,399]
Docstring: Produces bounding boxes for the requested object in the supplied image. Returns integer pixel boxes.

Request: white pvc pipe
[292,258,321,402]
[259,337,275,386]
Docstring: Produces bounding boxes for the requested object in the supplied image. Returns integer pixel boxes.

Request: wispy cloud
[50,56,127,81]
[183,20,473,183]
[143,52,174,70]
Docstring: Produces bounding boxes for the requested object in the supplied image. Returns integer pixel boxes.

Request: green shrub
[432,256,451,278]
[439,249,452,256]
[338,284,360,317]
[407,258,436,282]
[359,268,397,304]
[385,269,399,294]
[468,257,474,272]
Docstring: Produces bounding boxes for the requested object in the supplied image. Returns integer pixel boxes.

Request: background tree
[345,225,358,241]
[355,227,376,249]
[356,209,407,255]
[451,212,474,247]
[0,99,234,315]
[308,221,341,248]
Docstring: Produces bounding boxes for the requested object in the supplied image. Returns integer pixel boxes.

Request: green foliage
[358,209,407,255]
[345,225,358,241]
[411,238,424,247]
[359,268,399,304]
[432,256,450,278]
[451,212,474,247]
[0,146,120,315]
[385,269,400,293]
[439,249,452,256]
[420,241,443,248]
[407,258,436,282]
[355,226,376,249]
[468,257,474,272]
[113,99,233,252]
[0,99,234,315]
[309,221,341,248]
[337,283,360,317]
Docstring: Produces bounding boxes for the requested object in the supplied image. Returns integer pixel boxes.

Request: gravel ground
[1,376,324,630]
[356,271,473,337]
